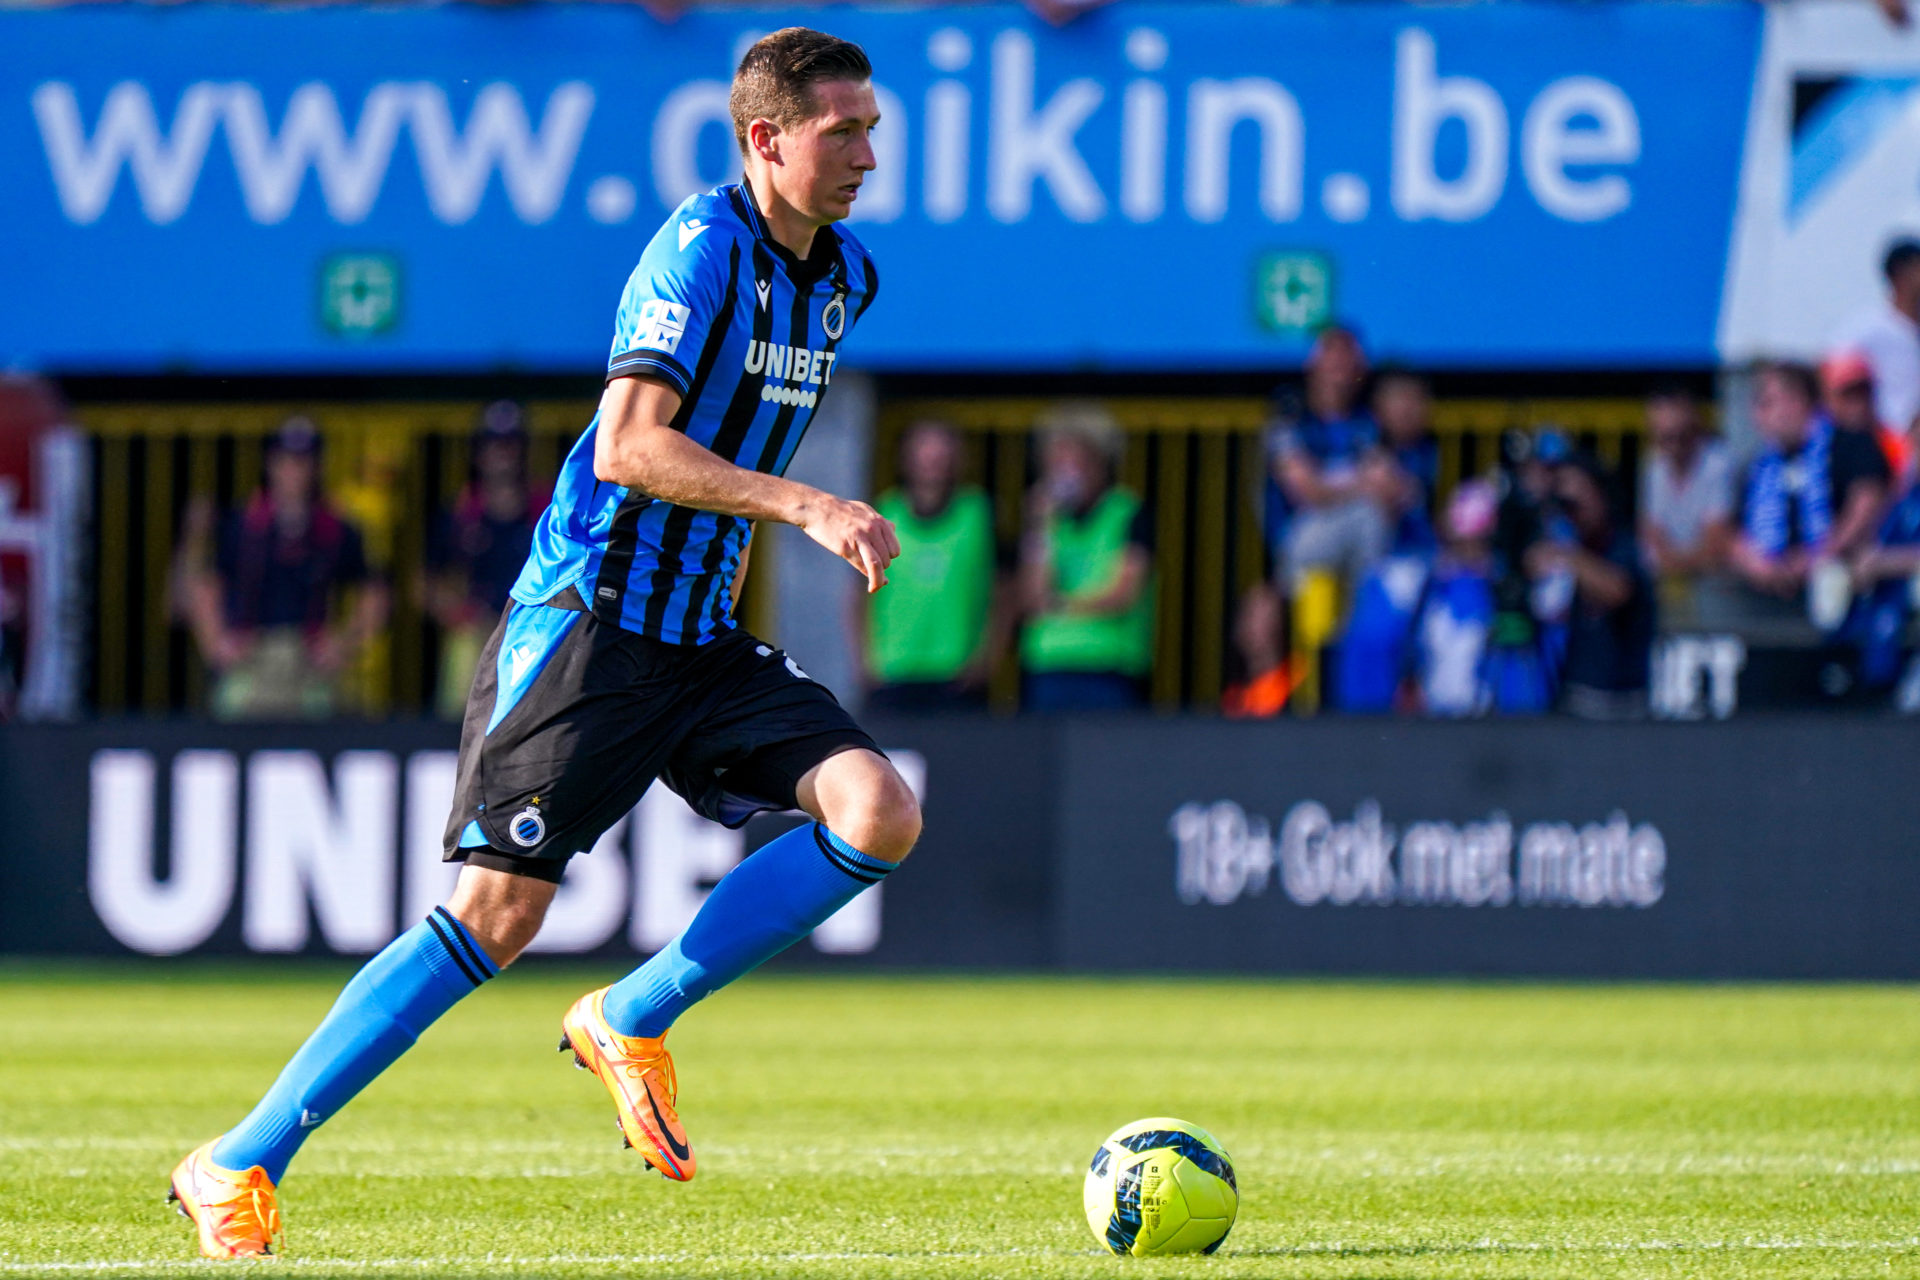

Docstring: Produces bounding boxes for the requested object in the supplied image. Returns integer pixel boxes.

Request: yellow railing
[80,397,1652,715]
[82,403,593,716]
[876,398,1654,710]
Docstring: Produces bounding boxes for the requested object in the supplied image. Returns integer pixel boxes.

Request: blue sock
[603,823,896,1037]
[211,907,497,1182]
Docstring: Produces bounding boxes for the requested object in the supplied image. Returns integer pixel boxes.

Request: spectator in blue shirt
[1365,367,1440,556]
[1265,325,1388,590]
[1333,479,1499,717]
[1841,486,1920,692]
[1731,361,1891,603]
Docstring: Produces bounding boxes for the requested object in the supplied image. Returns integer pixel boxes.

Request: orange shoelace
[623,1045,678,1107]
[208,1178,283,1254]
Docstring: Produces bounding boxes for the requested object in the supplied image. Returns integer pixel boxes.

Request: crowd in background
[174,404,548,721]
[855,236,1920,719]
[170,238,1920,721]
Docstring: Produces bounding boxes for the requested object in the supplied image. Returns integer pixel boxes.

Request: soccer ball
[1082,1117,1238,1256]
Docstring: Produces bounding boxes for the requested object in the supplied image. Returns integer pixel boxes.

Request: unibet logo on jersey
[635,299,689,354]
[746,341,837,409]
[746,342,836,384]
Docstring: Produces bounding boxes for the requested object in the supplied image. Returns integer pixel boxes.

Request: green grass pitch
[0,964,1914,1278]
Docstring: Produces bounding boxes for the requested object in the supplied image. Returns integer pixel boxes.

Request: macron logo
[678,218,707,250]
[755,279,771,310]
[508,644,537,687]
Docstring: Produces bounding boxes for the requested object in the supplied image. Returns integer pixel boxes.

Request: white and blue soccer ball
[1082,1117,1238,1256]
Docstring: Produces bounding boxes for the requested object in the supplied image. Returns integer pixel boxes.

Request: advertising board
[5,717,1915,979]
[0,2,1758,371]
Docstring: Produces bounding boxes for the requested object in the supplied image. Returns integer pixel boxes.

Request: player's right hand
[800,495,900,594]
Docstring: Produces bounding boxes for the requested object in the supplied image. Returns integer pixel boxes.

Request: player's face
[782,79,880,225]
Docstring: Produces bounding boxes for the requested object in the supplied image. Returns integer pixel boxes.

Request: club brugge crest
[509,805,546,847]
[822,293,846,340]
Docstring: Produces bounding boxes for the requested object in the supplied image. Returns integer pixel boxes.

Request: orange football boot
[167,1140,283,1259]
[559,987,695,1181]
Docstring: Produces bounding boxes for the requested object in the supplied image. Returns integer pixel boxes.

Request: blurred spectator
[1409,480,1503,717]
[1832,237,1920,435]
[426,401,549,718]
[1531,454,1654,718]
[1364,367,1439,555]
[1266,325,1385,590]
[1822,350,1912,480]
[857,419,998,713]
[1221,582,1299,718]
[1480,428,1571,714]
[185,417,388,720]
[1638,383,1734,621]
[1331,480,1503,718]
[1838,483,1920,695]
[1732,362,1891,606]
[1329,553,1426,715]
[1844,481,1920,703]
[1018,403,1153,711]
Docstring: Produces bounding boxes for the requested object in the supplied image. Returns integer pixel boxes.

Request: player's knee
[834,769,921,863]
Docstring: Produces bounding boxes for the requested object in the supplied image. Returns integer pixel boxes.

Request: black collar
[729,182,844,286]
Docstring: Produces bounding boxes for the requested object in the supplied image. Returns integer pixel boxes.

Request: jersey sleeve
[605,221,733,397]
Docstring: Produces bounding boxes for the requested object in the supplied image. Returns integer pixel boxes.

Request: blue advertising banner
[0,2,1759,373]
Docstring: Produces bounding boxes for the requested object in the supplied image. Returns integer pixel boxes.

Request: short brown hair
[730,28,873,154]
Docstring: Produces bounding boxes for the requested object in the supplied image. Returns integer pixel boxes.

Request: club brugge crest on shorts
[822,293,846,341]
[509,805,546,848]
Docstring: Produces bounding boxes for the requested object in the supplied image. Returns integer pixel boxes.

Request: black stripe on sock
[812,825,887,885]
[434,906,497,979]
[426,909,486,988]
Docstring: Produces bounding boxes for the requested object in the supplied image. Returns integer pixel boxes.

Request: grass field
[0,965,1914,1278]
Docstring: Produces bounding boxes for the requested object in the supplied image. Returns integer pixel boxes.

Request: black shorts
[442,595,877,881]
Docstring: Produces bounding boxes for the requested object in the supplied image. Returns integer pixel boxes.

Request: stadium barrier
[876,396,1650,709]
[80,396,1646,716]
[4,716,1914,978]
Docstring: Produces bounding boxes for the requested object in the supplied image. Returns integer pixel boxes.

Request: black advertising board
[4,717,1916,978]
[1057,719,1920,978]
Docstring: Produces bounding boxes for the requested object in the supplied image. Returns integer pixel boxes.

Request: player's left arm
[594,375,901,593]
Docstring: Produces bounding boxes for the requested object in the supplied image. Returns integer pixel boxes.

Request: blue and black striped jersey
[511,182,878,644]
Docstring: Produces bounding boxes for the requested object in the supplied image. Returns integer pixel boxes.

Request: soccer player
[169,28,919,1258]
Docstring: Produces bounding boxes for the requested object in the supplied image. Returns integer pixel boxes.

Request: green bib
[1021,488,1154,676]
[868,487,994,683]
